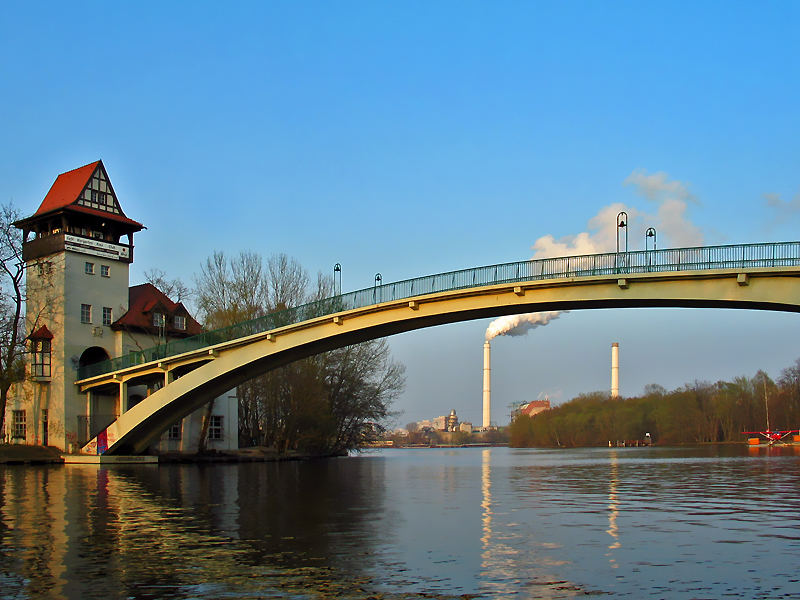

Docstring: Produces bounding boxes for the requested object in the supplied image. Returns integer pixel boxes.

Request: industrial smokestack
[483,341,491,428]
[611,342,620,398]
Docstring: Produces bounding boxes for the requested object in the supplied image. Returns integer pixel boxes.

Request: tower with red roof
[11,161,143,451]
[7,161,237,453]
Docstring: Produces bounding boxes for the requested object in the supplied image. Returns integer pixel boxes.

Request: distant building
[459,422,473,433]
[433,415,447,431]
[5,161,237,453]
[518,399,551,418]
[446,409,459,431]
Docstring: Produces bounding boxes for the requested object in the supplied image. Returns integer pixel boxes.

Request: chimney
[611,342,619,397]
[483,341,491,428]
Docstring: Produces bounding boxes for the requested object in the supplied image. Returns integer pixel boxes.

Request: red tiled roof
[521,400,551,417]
[111,283,203,336]
[28,160,143,230]
[35,162,100,216]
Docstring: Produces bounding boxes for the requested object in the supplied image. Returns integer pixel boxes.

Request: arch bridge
[76,241,800,455]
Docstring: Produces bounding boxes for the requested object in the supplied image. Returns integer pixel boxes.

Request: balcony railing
[77,241,800,380]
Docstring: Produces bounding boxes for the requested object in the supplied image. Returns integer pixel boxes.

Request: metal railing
[77,241,800,380]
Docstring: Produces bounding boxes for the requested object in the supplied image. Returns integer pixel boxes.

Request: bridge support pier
[119,381,128,412]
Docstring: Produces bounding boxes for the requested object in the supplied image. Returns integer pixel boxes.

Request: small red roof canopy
[28,324,54,340]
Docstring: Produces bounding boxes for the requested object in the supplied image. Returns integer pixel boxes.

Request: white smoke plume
[485,311,564,341]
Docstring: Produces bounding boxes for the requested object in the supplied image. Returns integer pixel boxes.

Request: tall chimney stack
[611,342,620,397]
[483,341,491,428]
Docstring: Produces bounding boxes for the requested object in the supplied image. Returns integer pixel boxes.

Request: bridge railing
[77,241,800,380]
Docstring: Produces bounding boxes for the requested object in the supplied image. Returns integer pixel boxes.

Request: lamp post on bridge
[645,228,656,270]
[333,263,341,295]
[645,227,656,251]
[374,273,382,303]
[616,211,628,273]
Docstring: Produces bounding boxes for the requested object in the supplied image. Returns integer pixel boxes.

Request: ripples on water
[1,445,800,599]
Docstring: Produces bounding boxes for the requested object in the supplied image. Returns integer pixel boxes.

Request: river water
[2,445,800,599]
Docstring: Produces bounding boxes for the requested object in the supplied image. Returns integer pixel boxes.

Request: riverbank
[0,444,64,464]
[157,446,347,463]
[0,444,345,465]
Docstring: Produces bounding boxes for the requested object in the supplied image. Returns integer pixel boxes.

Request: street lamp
[645,227,656,251]
[616,211,628,273]
[645,227,656,270]
[374,273,382,303]
[333,263,341,295]
[616,211,628,254]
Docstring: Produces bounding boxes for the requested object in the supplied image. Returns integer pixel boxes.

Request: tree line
[509,361,800,447]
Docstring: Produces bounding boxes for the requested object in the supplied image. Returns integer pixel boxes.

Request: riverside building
[4,161,237,453]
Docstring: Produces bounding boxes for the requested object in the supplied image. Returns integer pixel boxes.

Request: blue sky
[2,2,800,426]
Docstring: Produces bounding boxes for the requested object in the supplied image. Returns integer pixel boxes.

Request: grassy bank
[0,444,64,464]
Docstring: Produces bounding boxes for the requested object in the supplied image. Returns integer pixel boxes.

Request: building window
[174,315,186,330]
[37,262,52,277]
[101,265,110,277]
[85,262,95,275]
[208,415,223,440]
[81,304,92,324]
[32,339,51,377]
[91,189,107,205]
[168,422,182,440]
[153,312,165,328]
[102,307,113,326]
[12,410,26,440]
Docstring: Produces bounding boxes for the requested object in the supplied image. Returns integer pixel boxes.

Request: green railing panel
[77,241,800,380]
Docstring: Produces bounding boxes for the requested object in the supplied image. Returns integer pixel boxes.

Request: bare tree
[0,203,26,437]
[266,253,308,310]
[192,250,404,454]
[193,250,276,451]
[143,268,191,303]
[194,250,270,328]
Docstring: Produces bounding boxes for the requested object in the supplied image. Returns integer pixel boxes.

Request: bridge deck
[78,241,800,382]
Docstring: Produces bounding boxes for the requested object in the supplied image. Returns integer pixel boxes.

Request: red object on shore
[741,429,800,444]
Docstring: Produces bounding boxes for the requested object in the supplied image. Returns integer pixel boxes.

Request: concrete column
[482,341,491,428]
[611,342,619,398]
[119,381,127,413]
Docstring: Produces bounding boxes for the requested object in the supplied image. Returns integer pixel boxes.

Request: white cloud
[491,168,703,341]
[764,192,800,220]
[623,168,697,204]
[533,168,703,259]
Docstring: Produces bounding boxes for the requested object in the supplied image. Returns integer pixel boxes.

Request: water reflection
[480,448,491,550]
[0,460,396,599]
[606,451,620,568]
[3,446,800,599]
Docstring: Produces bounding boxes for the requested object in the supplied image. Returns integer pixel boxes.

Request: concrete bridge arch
[77,264,800,455]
